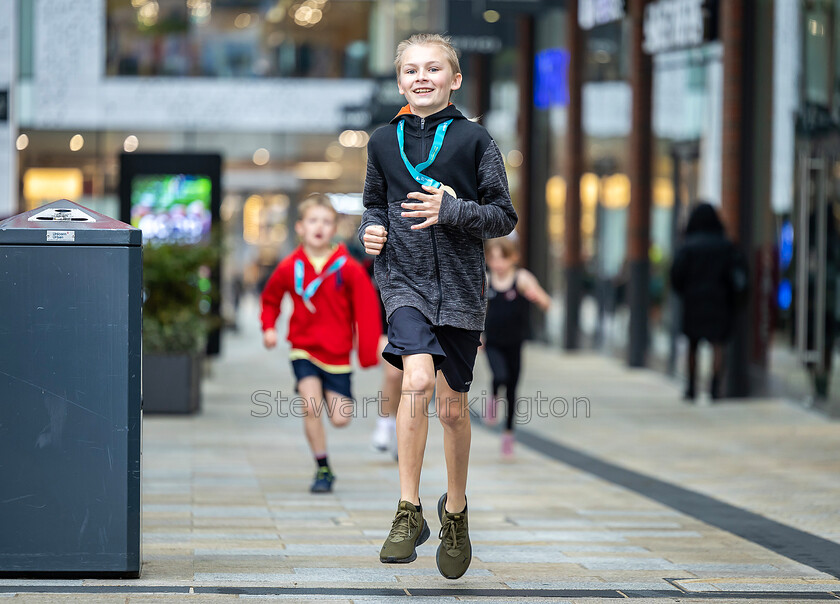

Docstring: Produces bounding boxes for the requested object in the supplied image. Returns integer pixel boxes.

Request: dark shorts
[382,306,482,393]
[291,359,353,399]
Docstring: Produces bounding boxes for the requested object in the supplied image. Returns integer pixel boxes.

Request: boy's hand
[403,185,443,230]
[363,225,388,255]
[263,328,278,349]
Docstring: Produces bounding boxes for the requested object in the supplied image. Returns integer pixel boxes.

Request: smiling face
[397,44,462,118]
[295,205,337,253]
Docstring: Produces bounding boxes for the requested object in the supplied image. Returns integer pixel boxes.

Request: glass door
[774,149,840,413]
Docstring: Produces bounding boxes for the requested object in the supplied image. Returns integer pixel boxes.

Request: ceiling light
[124,135,139,153]
[253,148,270,166]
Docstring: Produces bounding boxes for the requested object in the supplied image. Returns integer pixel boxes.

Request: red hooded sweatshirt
[260,243,381,371]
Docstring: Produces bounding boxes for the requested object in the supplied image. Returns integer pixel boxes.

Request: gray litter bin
[0,200,142,577]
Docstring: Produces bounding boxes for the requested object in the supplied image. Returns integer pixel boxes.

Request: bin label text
[47,230,75,242]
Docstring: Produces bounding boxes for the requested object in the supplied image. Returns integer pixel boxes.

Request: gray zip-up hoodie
[359,104,518,331]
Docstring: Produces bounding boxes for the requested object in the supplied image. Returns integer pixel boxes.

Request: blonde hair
[485,236,519,260]
[297,193,337,221]
[394,33,461,77]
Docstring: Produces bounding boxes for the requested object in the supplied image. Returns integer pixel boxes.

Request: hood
[685,202,725,235]
[293,242,349,267]
[390,104,467,130]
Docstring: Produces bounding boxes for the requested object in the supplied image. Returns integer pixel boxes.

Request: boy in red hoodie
[261,194,381,493]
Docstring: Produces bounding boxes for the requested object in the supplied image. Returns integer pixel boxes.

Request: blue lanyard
[397,118,453,189]
[294,255,347,313]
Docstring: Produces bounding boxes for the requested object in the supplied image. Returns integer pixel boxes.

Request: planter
[142,353,201,414]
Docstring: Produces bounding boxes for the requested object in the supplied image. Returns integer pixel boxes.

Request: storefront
[12,0,436,323]
[531,0,722,354]
[526,0,839,410]
[769,0,840,414]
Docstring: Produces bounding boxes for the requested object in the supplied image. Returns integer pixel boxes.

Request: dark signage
[342,105,372,130]
[643,0,718,54]
[446,0,516,54]
[486,0,559,15]
[579,0,626,30]
[449,35,504,54]
[0,90,7,123]
[342,76,405,130]
[797,102,840,136]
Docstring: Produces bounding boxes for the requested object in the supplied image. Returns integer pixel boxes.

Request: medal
[397,119,454,193]
[441,184,457,199]
[294,256,347,313]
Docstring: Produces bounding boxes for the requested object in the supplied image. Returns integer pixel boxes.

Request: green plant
[142,240,221,354]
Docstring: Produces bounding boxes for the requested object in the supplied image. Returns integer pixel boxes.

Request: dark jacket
[670,203,746,343]
[359,104,518,331]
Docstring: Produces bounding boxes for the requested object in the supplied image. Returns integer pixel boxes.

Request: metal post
[564,0,584,350]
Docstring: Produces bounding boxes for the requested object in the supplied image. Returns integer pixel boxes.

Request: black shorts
[382,306,482,393]
[291,359,353,399]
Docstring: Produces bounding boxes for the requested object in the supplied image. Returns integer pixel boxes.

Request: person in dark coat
[670,203,746,400]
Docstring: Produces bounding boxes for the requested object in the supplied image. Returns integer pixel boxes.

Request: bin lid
[0,200,141,246]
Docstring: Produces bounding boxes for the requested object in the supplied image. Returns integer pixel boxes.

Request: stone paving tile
[616,530,703,538]
[571,600,832,604]
[505,580,679,590]
[9,597,130,603]
[576,510,682,517]
[0,581,86,587]
[124,598,241,603]
[192,549,287,557]
[676,580,840,593]
[145,533,281,543]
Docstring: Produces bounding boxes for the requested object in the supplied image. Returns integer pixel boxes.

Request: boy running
[262,194,381,493]
[360,34,517,579]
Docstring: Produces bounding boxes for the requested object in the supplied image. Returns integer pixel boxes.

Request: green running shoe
[436,493,471,579]
[380,500,430,563]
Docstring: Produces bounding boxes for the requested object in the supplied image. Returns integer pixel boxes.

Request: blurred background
[0,0,837,412]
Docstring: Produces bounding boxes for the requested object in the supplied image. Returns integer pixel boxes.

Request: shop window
[804,1,831,106]
[106,0,387,79]
[585,21,626,82]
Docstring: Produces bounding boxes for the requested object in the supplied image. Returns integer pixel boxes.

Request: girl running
[483,236,551,457]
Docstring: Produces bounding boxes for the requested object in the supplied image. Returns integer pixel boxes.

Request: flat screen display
[130,174,212,244]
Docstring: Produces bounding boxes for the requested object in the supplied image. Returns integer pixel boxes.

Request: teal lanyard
[294,255,347,313]
[397,118,453,189]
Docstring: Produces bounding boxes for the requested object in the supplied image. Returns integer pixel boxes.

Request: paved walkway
[3,296,840,603]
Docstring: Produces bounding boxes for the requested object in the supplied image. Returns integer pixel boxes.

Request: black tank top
[485,272,531,345]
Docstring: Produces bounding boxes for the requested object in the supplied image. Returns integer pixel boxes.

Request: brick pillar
[721,0,745,241]
[626,0,653,367]
[564,0,584,350]
[517,16,535,269]
[721,0,753,397]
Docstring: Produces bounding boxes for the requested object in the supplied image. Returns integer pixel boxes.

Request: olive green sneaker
[436,493,472,579]
[379,500,430,563]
